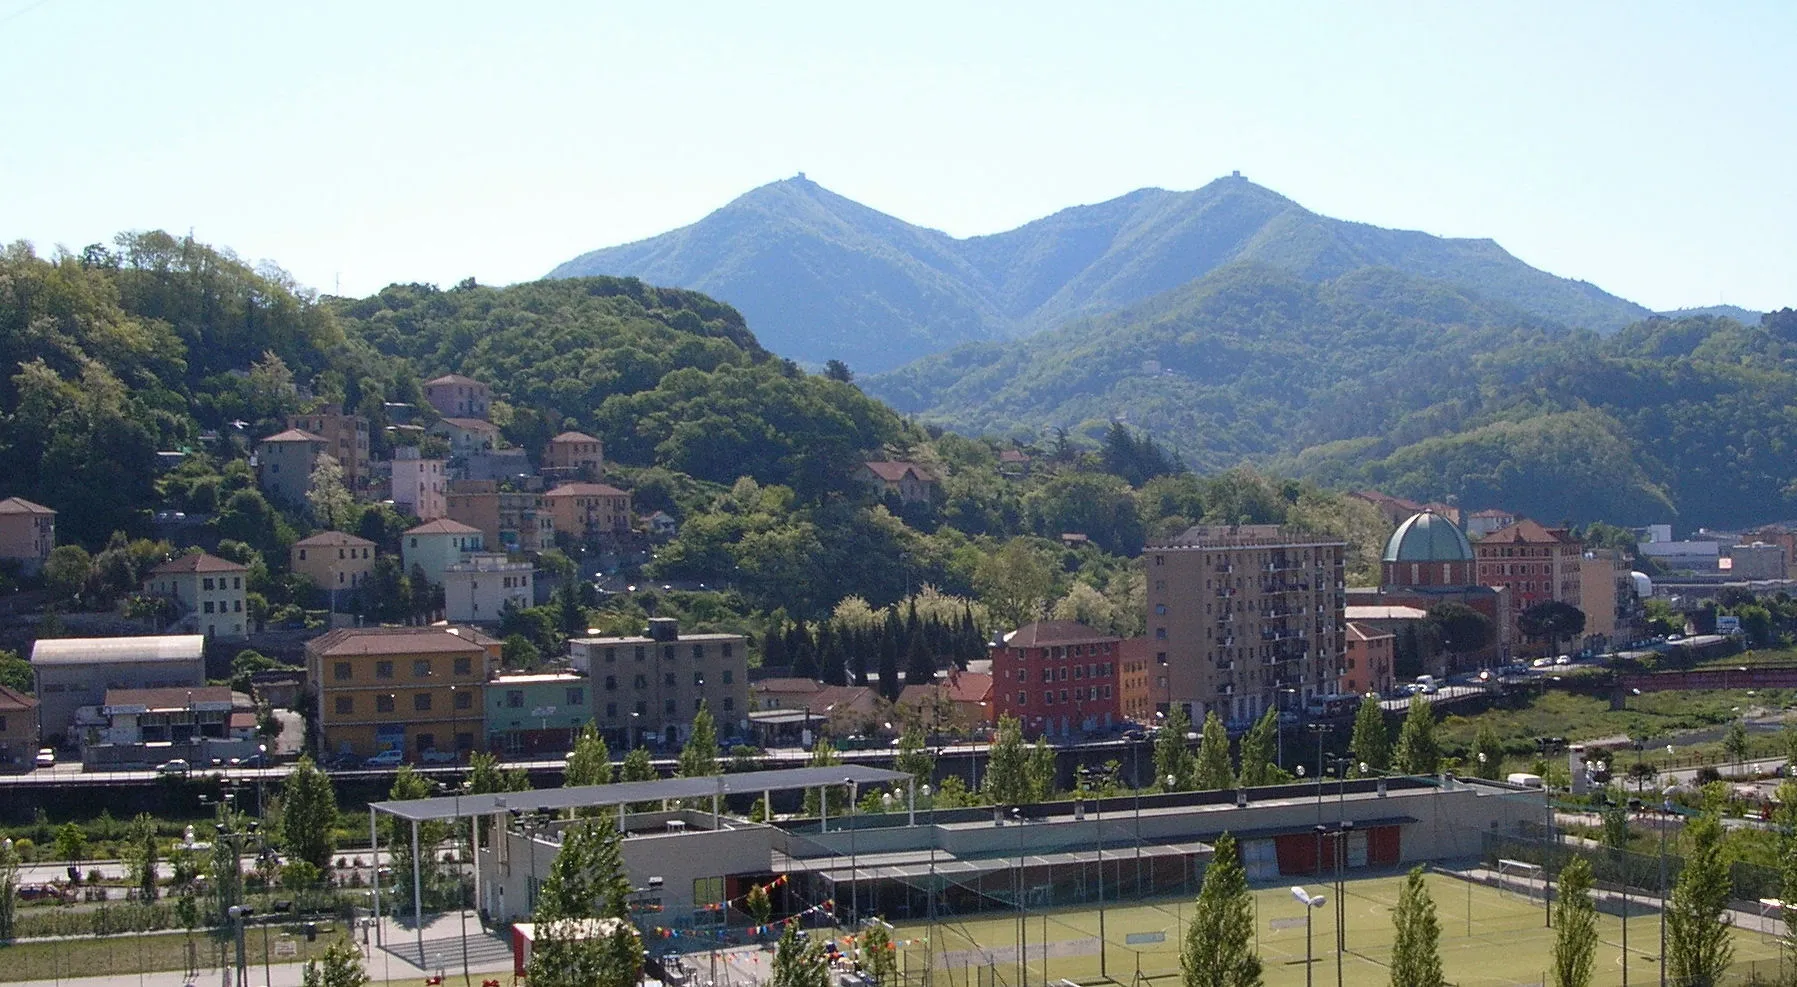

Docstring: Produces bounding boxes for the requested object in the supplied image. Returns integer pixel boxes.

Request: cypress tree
[1666,814,1735,987]
[1550,857,1597,987]
[1193,711,1234,790]
[903,631,935,690]
[1180,832,1260,987]
[1394,697,1441,775]
[1389,867,1444,987]
[1350,694,1391,775]
[877,635,901,700]
[1236,709,1278,787]
[762,623,788,670]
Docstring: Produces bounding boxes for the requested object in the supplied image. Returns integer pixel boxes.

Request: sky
[2,1,1793,311]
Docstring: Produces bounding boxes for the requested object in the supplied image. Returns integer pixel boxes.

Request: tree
[566,725,614,788]
[1666,813,1735,987]
[306,454,354,530]
[1722,720,1749,766]
[1027,738,1058,802]
[1394,697,1441,775]
[1388,867,1444,987]
[802,739,846,818]
[823,360,854,384]
[1193,712,1234,790]
[1350,694,1391,776]
[1518,601,1587,652]
[1237,710,1278,787]
[769,919,830,987]
[1471,722,1504,780]
[0,834,19,942]
[1599,801,1630,850]
[745,882,773,928]
[1425,603,1493,670]
[894,723,935,788]
[502,634,541,669]
[53,821,87,864]
[620,747,656,784]
[984,716,1033,804]
[301,940,369,987]
[1550,857,1597,987]
[122,812,160,901]
[279,756,339,872]
[526,818,641,987]
[1180,832,1260,987]
[903,632,936,689]
[972,539,1056,631]
[1156,705,1194,790]
[386,767,445,912]
[679,703,720,778]
[1777,782,1797,980]
[860,920,899,986]
[44,545,92,603]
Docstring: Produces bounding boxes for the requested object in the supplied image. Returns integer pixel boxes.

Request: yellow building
[543,482,632,543]
[290,531,376,600]
[306,626,491,762]
[287,405,371,493]
[543,431,604,481]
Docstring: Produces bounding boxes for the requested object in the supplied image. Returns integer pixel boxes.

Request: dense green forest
[552,174,1648,373]
[870,263,1797,527]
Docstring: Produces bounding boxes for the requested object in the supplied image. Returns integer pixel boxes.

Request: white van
[1506,772,1544,789]
[1413,675,1437,694]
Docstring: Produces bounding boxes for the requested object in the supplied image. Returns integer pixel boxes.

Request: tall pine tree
[903,632,935,690]
[1389,867,1443,987]
[1180,832,1260,987]
[1350,694,1391,776]
[1193,711,1234,790]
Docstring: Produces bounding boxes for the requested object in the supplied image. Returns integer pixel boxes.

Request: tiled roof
[862,461,936,483]
[1476,518,1576,546]
[438,417,500,432]
[0,496,54,515]
[404,518,482,535]
[1003,621,1116,647]
[151,553,248,575]
[306,627,486,657]
[425,374,485,387]
[544,483,628,497]
[752,678,827,695]
[550,431,601,444]
[260,428,326,444]
[0,684,36,712]
[103,686,234,709]
[1346,621,1394,642]
[942,671,992,703]
[294,531,376,547]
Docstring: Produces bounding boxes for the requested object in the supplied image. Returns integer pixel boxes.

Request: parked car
[35,748,55,768]
[155,759,192,777]
[419,748,458,764]
[1531,657,1554,668]
[365,749,405,767]
[1554,655,1572,666]
[324,753,363,770]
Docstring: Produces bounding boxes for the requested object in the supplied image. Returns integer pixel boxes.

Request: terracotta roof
[404,518,483,536]
[103,686,234,709]
[442,624,502,647]
[0,683,36,712]
[549,431,601,444]
[1346,621,1394,643]
[544,482,628,498]
[998,450,1030,463]
[294,530,376,548]
[306,626,486,658]
[752,678,827,695]
[862,461,936,483]
[437,417,500,432]
[151,552,248,575]
[425,374,485,387]
[1475,518,1577,547]
[1470,509,1515,518]
[1003,621,1117,647]
[0,496,55,515]
[260,428,326,444]
[941,670,992,703]
[802,685,880,716]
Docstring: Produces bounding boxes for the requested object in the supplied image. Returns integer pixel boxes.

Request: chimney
[647,617,679,642]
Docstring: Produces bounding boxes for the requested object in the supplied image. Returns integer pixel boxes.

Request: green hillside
[869,264,1797,527]
[550,174,1651,373]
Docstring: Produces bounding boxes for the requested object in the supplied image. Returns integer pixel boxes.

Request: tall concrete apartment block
[1144,525,1348,728]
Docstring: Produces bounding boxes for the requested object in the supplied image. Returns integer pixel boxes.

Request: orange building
[0,497,55,575]
[1342,622,1395,697]
[1117,636,1153,723]
[1474,519,1583,637]
[543,431,604,481]
[543,482,632,543]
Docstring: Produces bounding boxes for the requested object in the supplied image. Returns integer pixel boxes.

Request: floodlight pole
[1659,796,1670,987]
[412,817,424,965]
[369,808,382,947]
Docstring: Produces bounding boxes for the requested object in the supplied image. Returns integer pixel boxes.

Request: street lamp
[1291,886,1327,987]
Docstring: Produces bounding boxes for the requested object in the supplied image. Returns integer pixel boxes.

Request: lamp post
[1333,821,1353,987]
[921,783,935,987]
[1291,886,1327,987]
[1011,807,1027,987]
[844,777,859,926]
[227,905,250,987]
[1658,788,1674,987]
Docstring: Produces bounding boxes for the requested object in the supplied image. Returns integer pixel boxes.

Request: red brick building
[991,621,1122,738]
[1473,518,1583,636]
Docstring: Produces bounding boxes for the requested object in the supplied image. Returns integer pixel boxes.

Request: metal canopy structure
[368,764,910,822]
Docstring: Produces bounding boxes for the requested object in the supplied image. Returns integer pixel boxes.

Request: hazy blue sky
[3,2,1792,312]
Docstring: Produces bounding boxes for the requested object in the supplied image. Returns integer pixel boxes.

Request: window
[414,693,432,712]
[1157,652,1168,665]
[234,576,242,589]
[298,549,308,561]
[606,702,618,717]
[234,600,242,612]
[723,697,734,712]
[376,661,394,680]
[334,696,353,715]
[664,646,676,661]
[203,578,215,591]
[693,672,705,687]
[1060,689,1069,702]
[664,672,676,687]
[204,602,215,614]
[664,698,676,715]
[722,669,734,684]
[1017,692,1027,705]
[605,675,618,691]
[455,690,473,710]
[333,662,352,681]
[416,733,434,752]
[413,659,433,677]
[1043,692,1054,705]
[692,645,705,660]
[1155,628,1167,640]
[566,688,585,706]
[376,695,396,713]
[722,643,733,658]
[454,657,472,676]
[634,646,646,661]
[605,647,616,663]
[1040,669,1051,683]
[632,674,647,689]
[506,690,524,708]
[1154,604,1168,615]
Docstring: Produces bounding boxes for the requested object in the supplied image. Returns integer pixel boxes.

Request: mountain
[867,264,1797,527]
[551,174,1652,372]
[1656,304,1763,324]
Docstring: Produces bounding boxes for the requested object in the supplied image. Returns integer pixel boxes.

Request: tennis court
[890,869,1788,987]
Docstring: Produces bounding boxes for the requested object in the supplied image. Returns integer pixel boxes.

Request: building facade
[30,635,207,747]
[990,621,1122,738]
[256,429,327,507]
[1342,622,1396,697]
[858,461,939,504]
[543,431,604,481]
[0,497,56,575]
[485,672,592,755]
[543,483,632,542]
[391,446,447,520]
[443,553,535,623]
[432,418,501,458]
[0,684,39,771]
[1144,525,1347,728]
[401,518,484,586]
[1363,511,1510,671]
[291,531,376,600]
[306,627,490,761]
[1474,519,1584,633]
[287,405,370,492]
[423,374,491,420]
[568,618,749,748]
[143,553,250,639]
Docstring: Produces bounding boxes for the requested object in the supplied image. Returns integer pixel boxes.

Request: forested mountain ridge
[550,174,1651,372]
[869,260,1797,529]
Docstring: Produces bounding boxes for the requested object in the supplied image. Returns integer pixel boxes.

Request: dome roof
[1383,511,1475,563]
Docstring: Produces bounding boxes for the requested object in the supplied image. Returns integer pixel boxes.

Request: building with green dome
[1381,510,1477,588]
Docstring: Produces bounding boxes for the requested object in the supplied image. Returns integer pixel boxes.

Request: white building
[401,518,485,587]
[143,553,250,639]
[391,446,447,520]
[442,553,534,623]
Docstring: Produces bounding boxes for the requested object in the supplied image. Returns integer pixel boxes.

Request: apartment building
[543,482,632,543]
[0,497,55,575]
[401,518,484,586]
[306,626,491,761]
[1143,525,1348,728]
[256,429,326,507]
[423,374,491,420]
[1342,622,1396,697]
[442,553,534,623]
[391,446,447,520]
[990,620,1122,738]
[568,618,748,748]
[1473,518,1583,624]
[0,684,39,771]
[1118,637,1152,723]
[287,405,370,492]
[291,531,376,599]
[447,481,554,552]
[485,672,592,755]
[143,553,250,639]
[543,431,604,481]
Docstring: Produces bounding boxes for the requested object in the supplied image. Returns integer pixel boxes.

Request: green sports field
[890,870,1787,987]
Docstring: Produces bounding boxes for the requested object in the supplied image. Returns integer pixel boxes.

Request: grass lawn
[891,870,1786,987]
[0,925,358,982]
